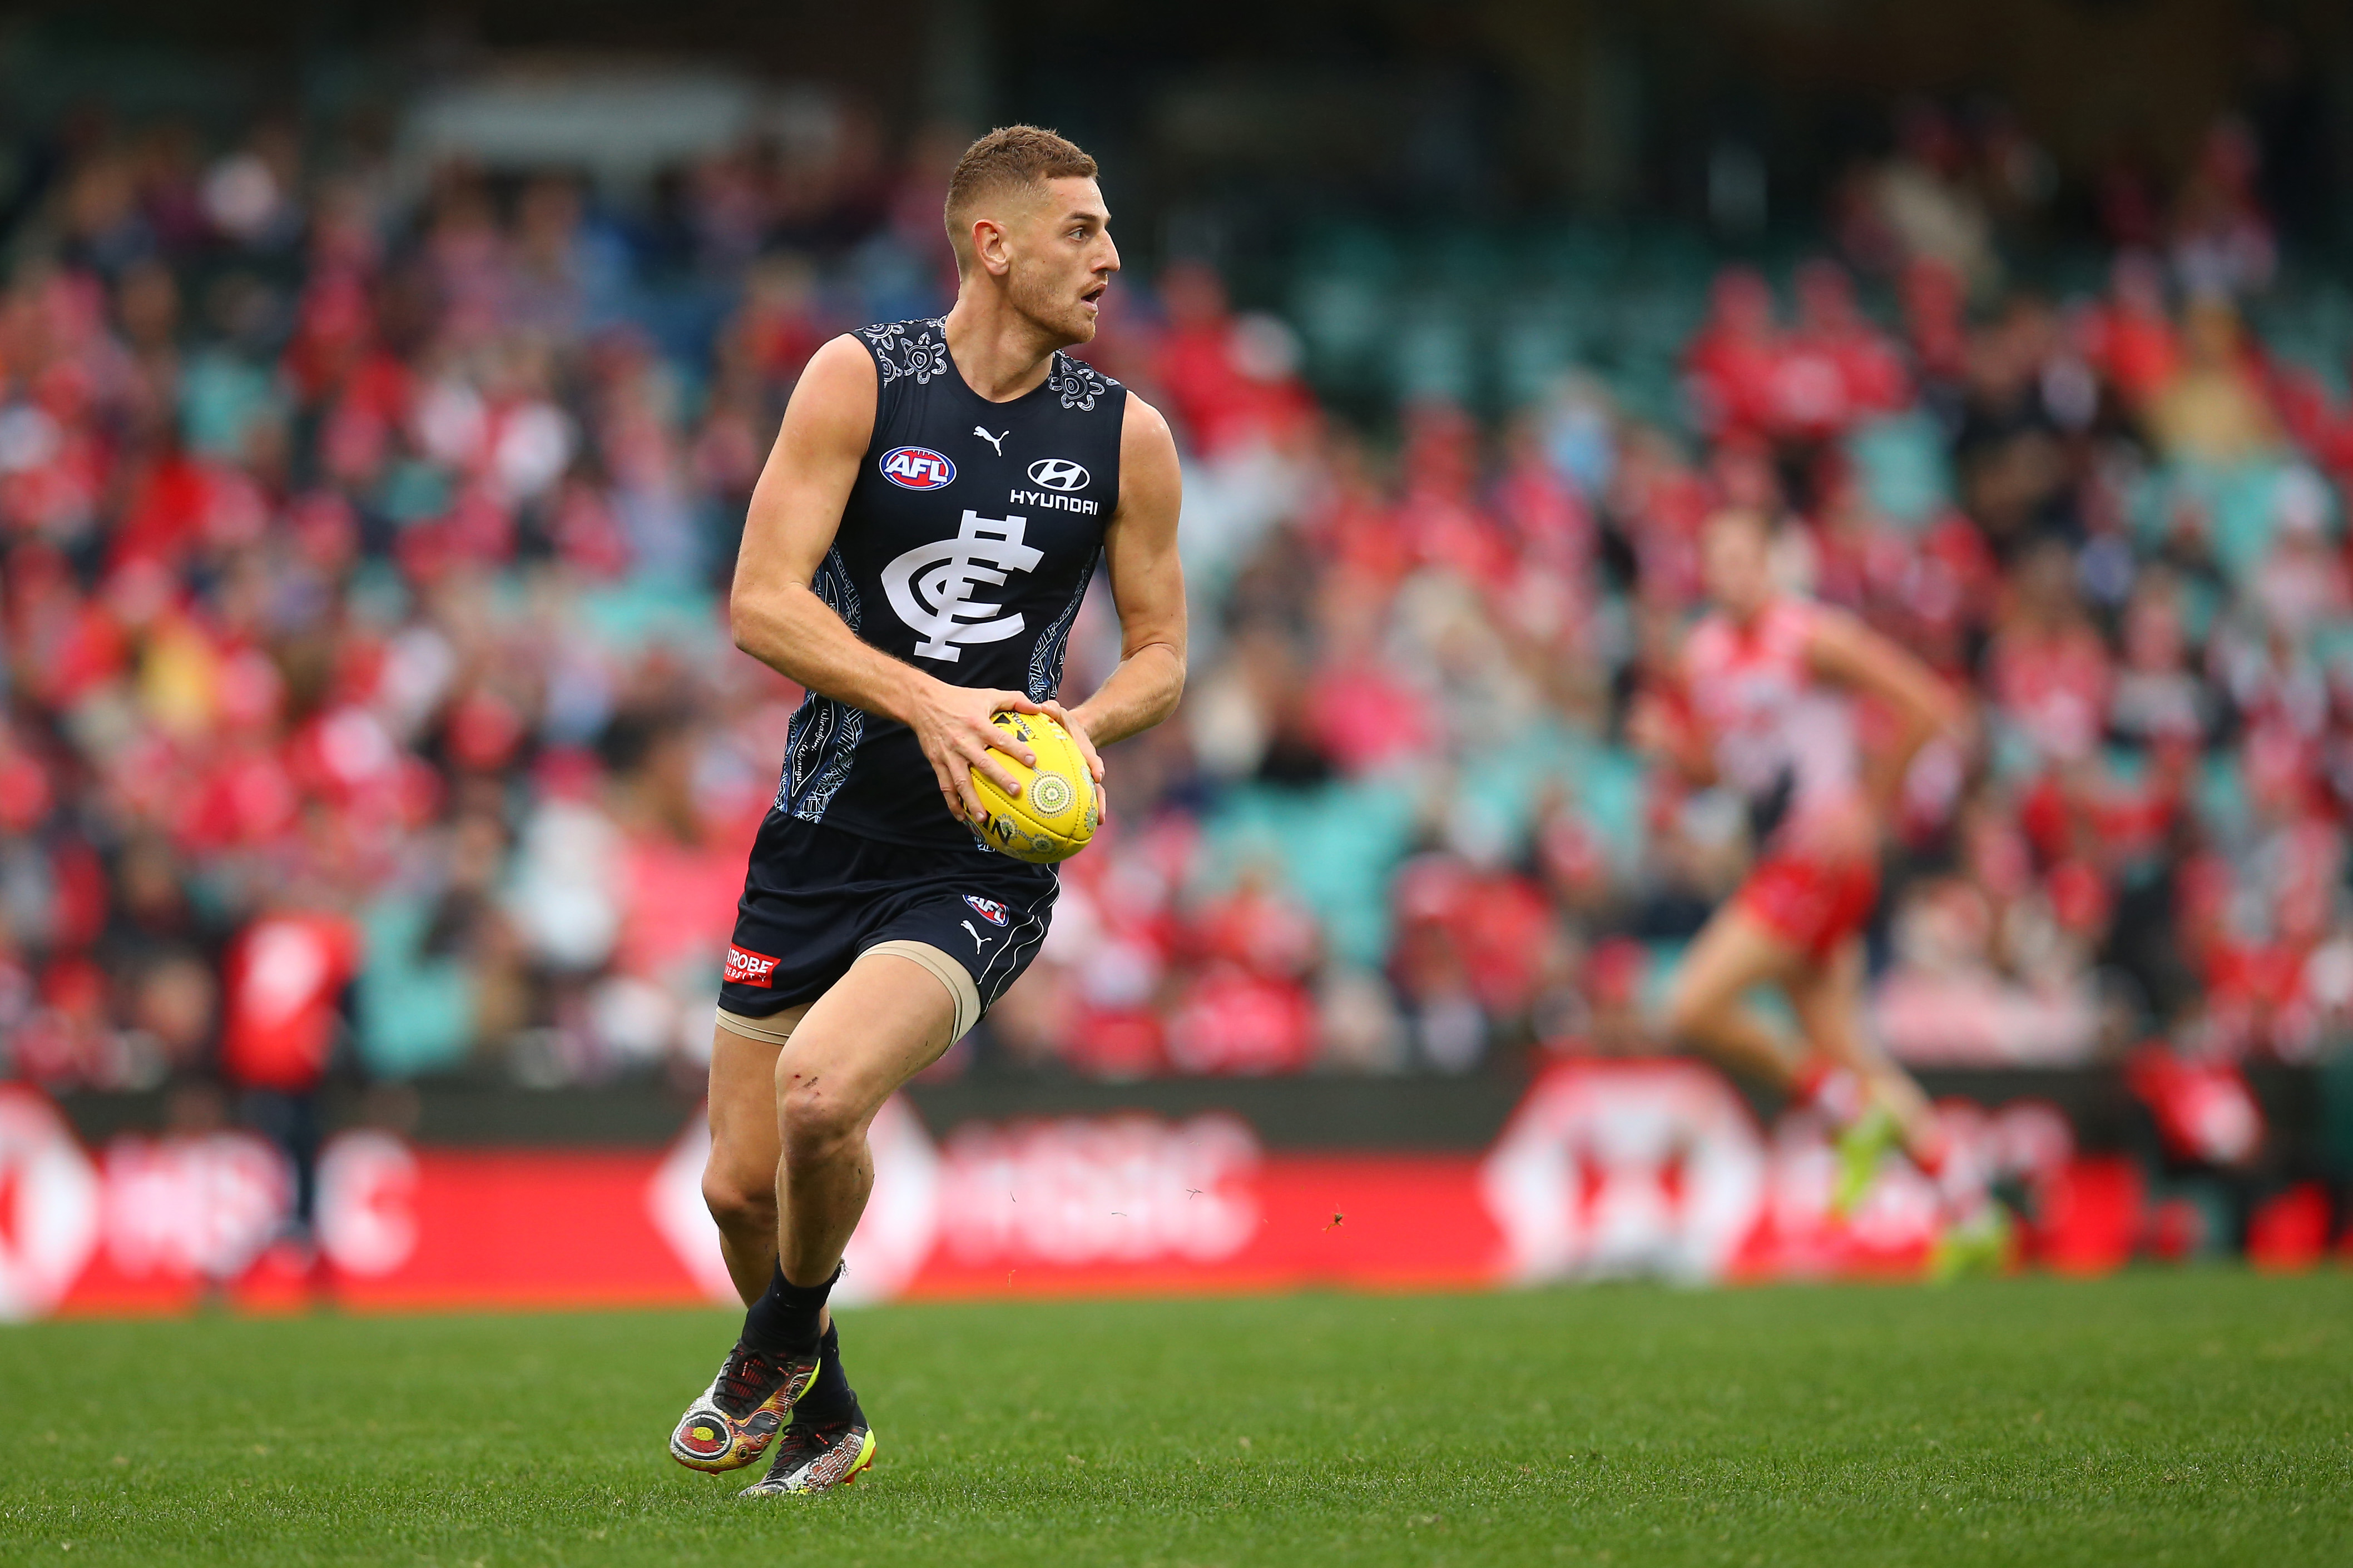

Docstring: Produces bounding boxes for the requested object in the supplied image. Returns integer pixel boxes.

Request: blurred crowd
[5,96,2353,1101]
[0,106,961,1096]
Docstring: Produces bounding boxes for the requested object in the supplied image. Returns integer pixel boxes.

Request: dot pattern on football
[969,711,1099,864]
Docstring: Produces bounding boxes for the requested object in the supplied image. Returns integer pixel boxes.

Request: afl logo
[963,895,1009,926]
[881,446,957,490]
[1026,458,1089,492]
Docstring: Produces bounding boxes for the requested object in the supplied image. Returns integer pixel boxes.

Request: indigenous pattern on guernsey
[779,548,866,823]
[774,320,1126,852]
[1027,550,1101,702]
[862,319,954,387]
[1047,355,1111,411]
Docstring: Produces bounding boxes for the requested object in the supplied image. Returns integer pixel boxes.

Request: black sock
[741,1262,836,1356]
[794,1321,859,1425]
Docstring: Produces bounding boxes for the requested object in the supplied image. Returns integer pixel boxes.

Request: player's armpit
[1068,395,1187,752]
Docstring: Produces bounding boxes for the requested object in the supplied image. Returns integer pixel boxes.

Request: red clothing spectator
[1684,267,1781,439]
[1185,874,1319,980]
[1775,260,1909,438]
[219,912,361,1092]
[616,832,745,984]
[1152,261,1317,457]
[1991,620,2113,762]
[1990,544,2113,762]
[1166,965,1317,1075]
[1900,257,1969,385]
[1307,659,1434,776]
[2083,254,2180,411]
[2126,1044,2263,1164]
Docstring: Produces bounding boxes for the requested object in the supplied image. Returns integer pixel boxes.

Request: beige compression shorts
[714,939,982,1048]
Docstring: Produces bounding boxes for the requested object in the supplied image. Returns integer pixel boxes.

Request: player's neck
[1721,594,1774,629]
[941,294,1066,403]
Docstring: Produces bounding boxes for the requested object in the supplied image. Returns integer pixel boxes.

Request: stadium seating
[3,98,2353,1102]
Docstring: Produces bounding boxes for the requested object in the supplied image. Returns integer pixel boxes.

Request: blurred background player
[1637,507,1995,1259]
[666,126,1186,1496]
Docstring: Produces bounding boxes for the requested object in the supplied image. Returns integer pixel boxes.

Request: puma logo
[973,426,1008,456]
[960,920,986,952]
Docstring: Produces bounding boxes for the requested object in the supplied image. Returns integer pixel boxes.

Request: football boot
[668,1339,822,1473]
[739,1402,876,1497]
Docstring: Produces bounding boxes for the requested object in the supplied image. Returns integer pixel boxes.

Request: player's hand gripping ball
[971,710,1099,864]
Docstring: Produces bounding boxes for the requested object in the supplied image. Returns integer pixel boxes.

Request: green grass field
[2,1273,2349,1566]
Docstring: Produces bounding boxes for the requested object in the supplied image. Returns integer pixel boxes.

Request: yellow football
[970,709,1099,864]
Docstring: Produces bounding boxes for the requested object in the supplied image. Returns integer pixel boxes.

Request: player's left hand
[1037,698,1108,821]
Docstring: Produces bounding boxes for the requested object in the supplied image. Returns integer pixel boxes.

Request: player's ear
[972,216,1013,278]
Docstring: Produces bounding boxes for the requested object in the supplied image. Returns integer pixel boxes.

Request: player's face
[1005,177,1118,344]
[1701,514,1772,619]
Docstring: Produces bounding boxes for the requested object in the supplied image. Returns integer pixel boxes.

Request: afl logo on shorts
[963,895,1009,927]
[1026,458,1089,492]
[881,446,957,490]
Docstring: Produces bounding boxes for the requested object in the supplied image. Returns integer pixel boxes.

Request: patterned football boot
[739,1402,877,1497]
[1830,1104,1901,1219]
[668,1339,823,1473]
[1927,1203,2015,1283]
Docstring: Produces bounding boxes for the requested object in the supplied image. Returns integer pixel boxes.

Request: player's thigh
[772,950,962,1140]
[1666,901,1805,1028]
[705,1004,811,1202]
[1784,936,1869,1055]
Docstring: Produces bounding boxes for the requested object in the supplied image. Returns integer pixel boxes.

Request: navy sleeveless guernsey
[774,318,1126,852]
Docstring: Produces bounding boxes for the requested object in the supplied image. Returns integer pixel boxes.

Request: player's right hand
[906,678,1042,827]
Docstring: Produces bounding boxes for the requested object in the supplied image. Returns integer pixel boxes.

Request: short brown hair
[944,125,1098,271]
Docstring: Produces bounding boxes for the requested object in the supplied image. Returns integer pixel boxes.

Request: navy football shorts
[716,811,1057,1043]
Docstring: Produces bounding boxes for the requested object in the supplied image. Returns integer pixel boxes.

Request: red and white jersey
[1683,597,1861,833]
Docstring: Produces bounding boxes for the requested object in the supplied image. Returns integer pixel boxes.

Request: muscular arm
[1805,608,1965,812]
[1062,395,1187,758]
[727,334,1038,826]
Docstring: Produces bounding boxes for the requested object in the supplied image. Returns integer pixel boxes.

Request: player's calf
[700,1171,777,1269]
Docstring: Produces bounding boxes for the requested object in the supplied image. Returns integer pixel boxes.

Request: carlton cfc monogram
[880,510,1045,661]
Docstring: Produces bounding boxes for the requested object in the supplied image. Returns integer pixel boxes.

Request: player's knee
[700,1167,774,1235]
[778,1084,860,1162]
[1662,979,1713,1045]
